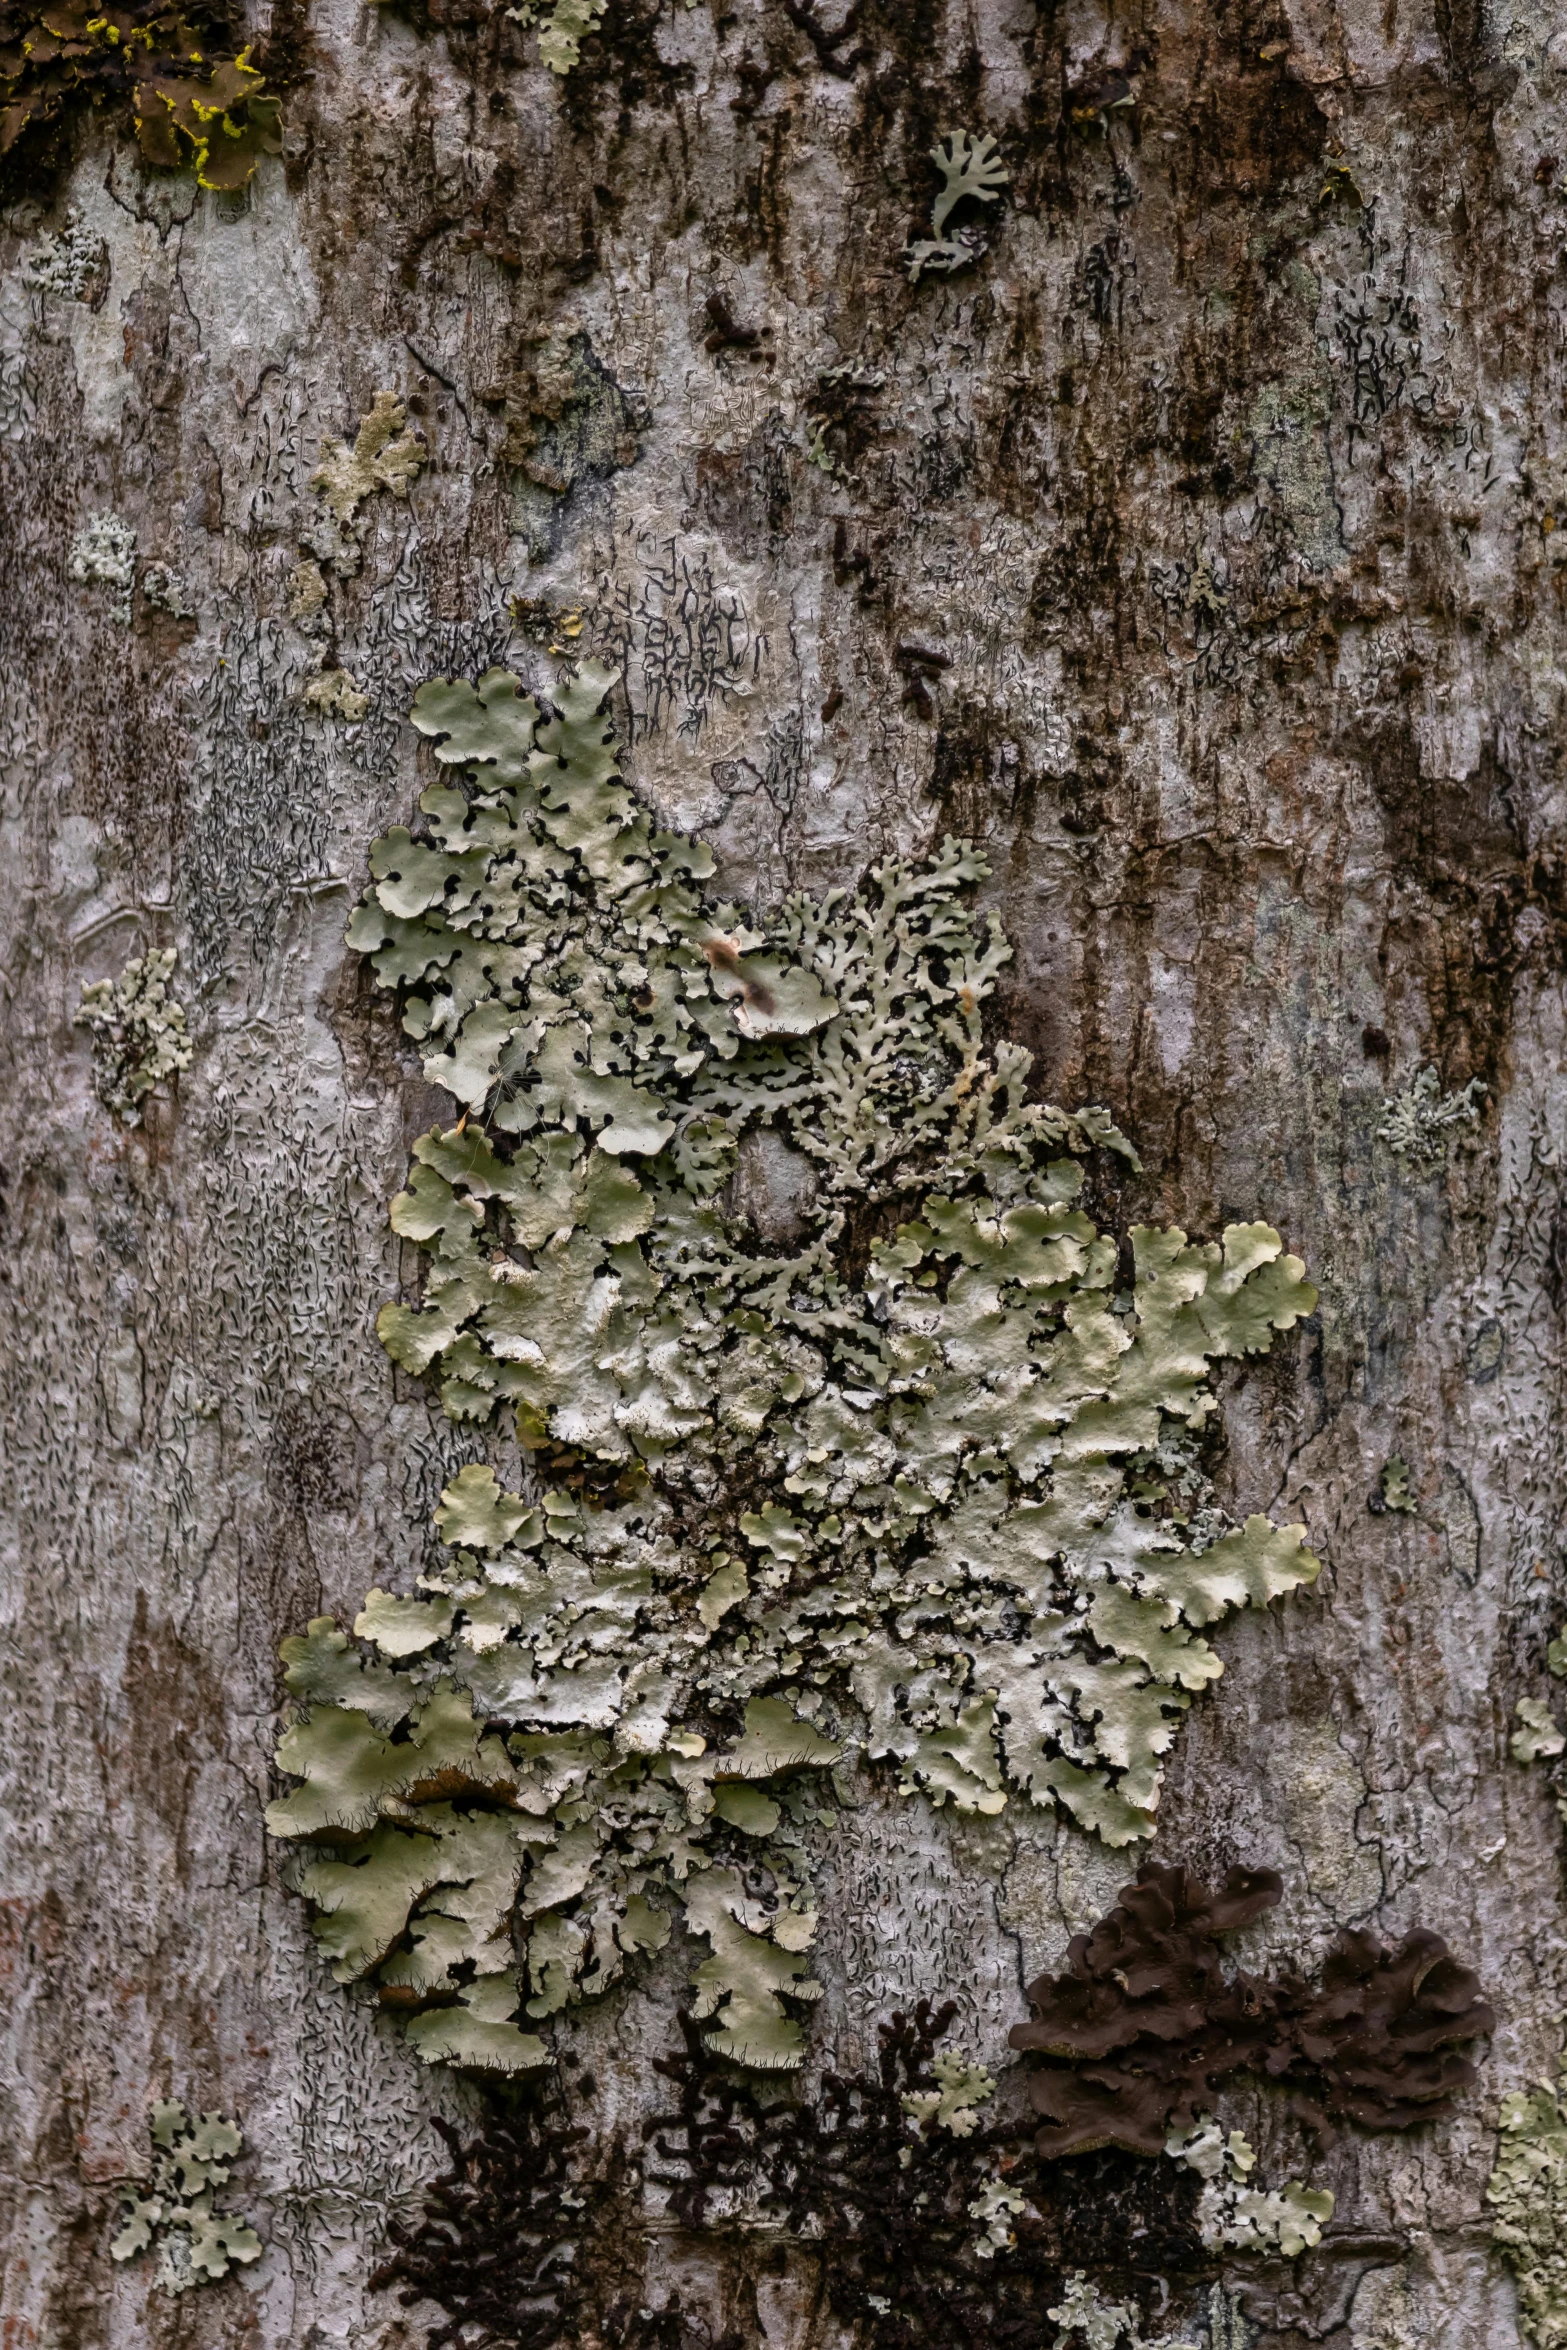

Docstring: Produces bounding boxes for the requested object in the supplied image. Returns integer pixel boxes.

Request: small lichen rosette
[268,661,1321,2074]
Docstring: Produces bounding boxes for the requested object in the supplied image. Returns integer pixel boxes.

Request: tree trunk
[3,3,1565,2347]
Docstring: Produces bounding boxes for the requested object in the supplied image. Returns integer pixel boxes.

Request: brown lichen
[0,0,281,197]
[377,2009,1216,2350]
[1009,1862,1495,2158]
[372,2094,594,2348]
[370,2082,729,2350]
[645,2004,1213,2347]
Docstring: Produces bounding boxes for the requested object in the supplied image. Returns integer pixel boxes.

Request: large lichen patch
[269,662,1323,2074]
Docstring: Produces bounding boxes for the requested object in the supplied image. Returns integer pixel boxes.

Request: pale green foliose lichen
[504,0,606,70]
[304,667,370,722]
[1513,1699,1565,1764]
[907,130,1010,282]
[75,947,193,1122]
[303,390,425,580]
[1511,1632,1567,1771]
[142,561,196,620]
[1377,1455,1416,1514]
[1487,2051,1567,2348]
[287,558,329,628]
[311,390,425,526]
[22,208,105,297]
[268,661,1321,2075]
[901,2048,997,2136]
[499,0,695,73]
[68,509,136,623]
[1048,2272,1199,2348]
[110,2103,262,2294]
[1165,2116,1332,2255]
[968,2170,1030,2259]
[1377,1066,1485,1173]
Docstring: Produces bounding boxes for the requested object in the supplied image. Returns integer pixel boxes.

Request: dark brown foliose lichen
[374,2012,1214,2350]
[643,2004,1213,2349]
[369,2088,689,2350]
[1009,1862,1496,2158]
[371,1873,1492,2346]
[0,0,281,199]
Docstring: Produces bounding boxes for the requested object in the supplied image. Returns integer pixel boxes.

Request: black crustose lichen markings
[0,0,282,196]
[267,661,1325,2080]
[369,2091,612,2350]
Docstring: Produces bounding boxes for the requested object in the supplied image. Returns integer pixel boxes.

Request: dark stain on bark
[1358,717,1567,1104]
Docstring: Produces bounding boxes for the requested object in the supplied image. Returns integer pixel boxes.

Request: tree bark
[3,2,1566,2346]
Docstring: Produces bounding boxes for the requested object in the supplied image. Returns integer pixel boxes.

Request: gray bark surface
[2,0,1565,2343]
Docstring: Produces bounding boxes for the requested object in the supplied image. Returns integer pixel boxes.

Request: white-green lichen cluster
[310,389,425,536]
[298,387,424,598]
[1487,2054,1567,2348]
[504,0,606,71]
[901,2048,996,2136]
[1165,2116,1332,2256]
[68,510,137,624]
[906,130,1011,283]
[22,209,105,299]
[304,666,369,723]
[968,2169,1030,2258]
[1377,1065,1485,1173]
[499,0,695,74]
[1511,1632,1567,1769]
[75,947,193,1122]
[142,561,197,620]
[291,390,425,712]
[1048,2273,1199,2349]
[268,662,1320,2074]
[1376,1455,1416,1514]
[110,2103,261,2295]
